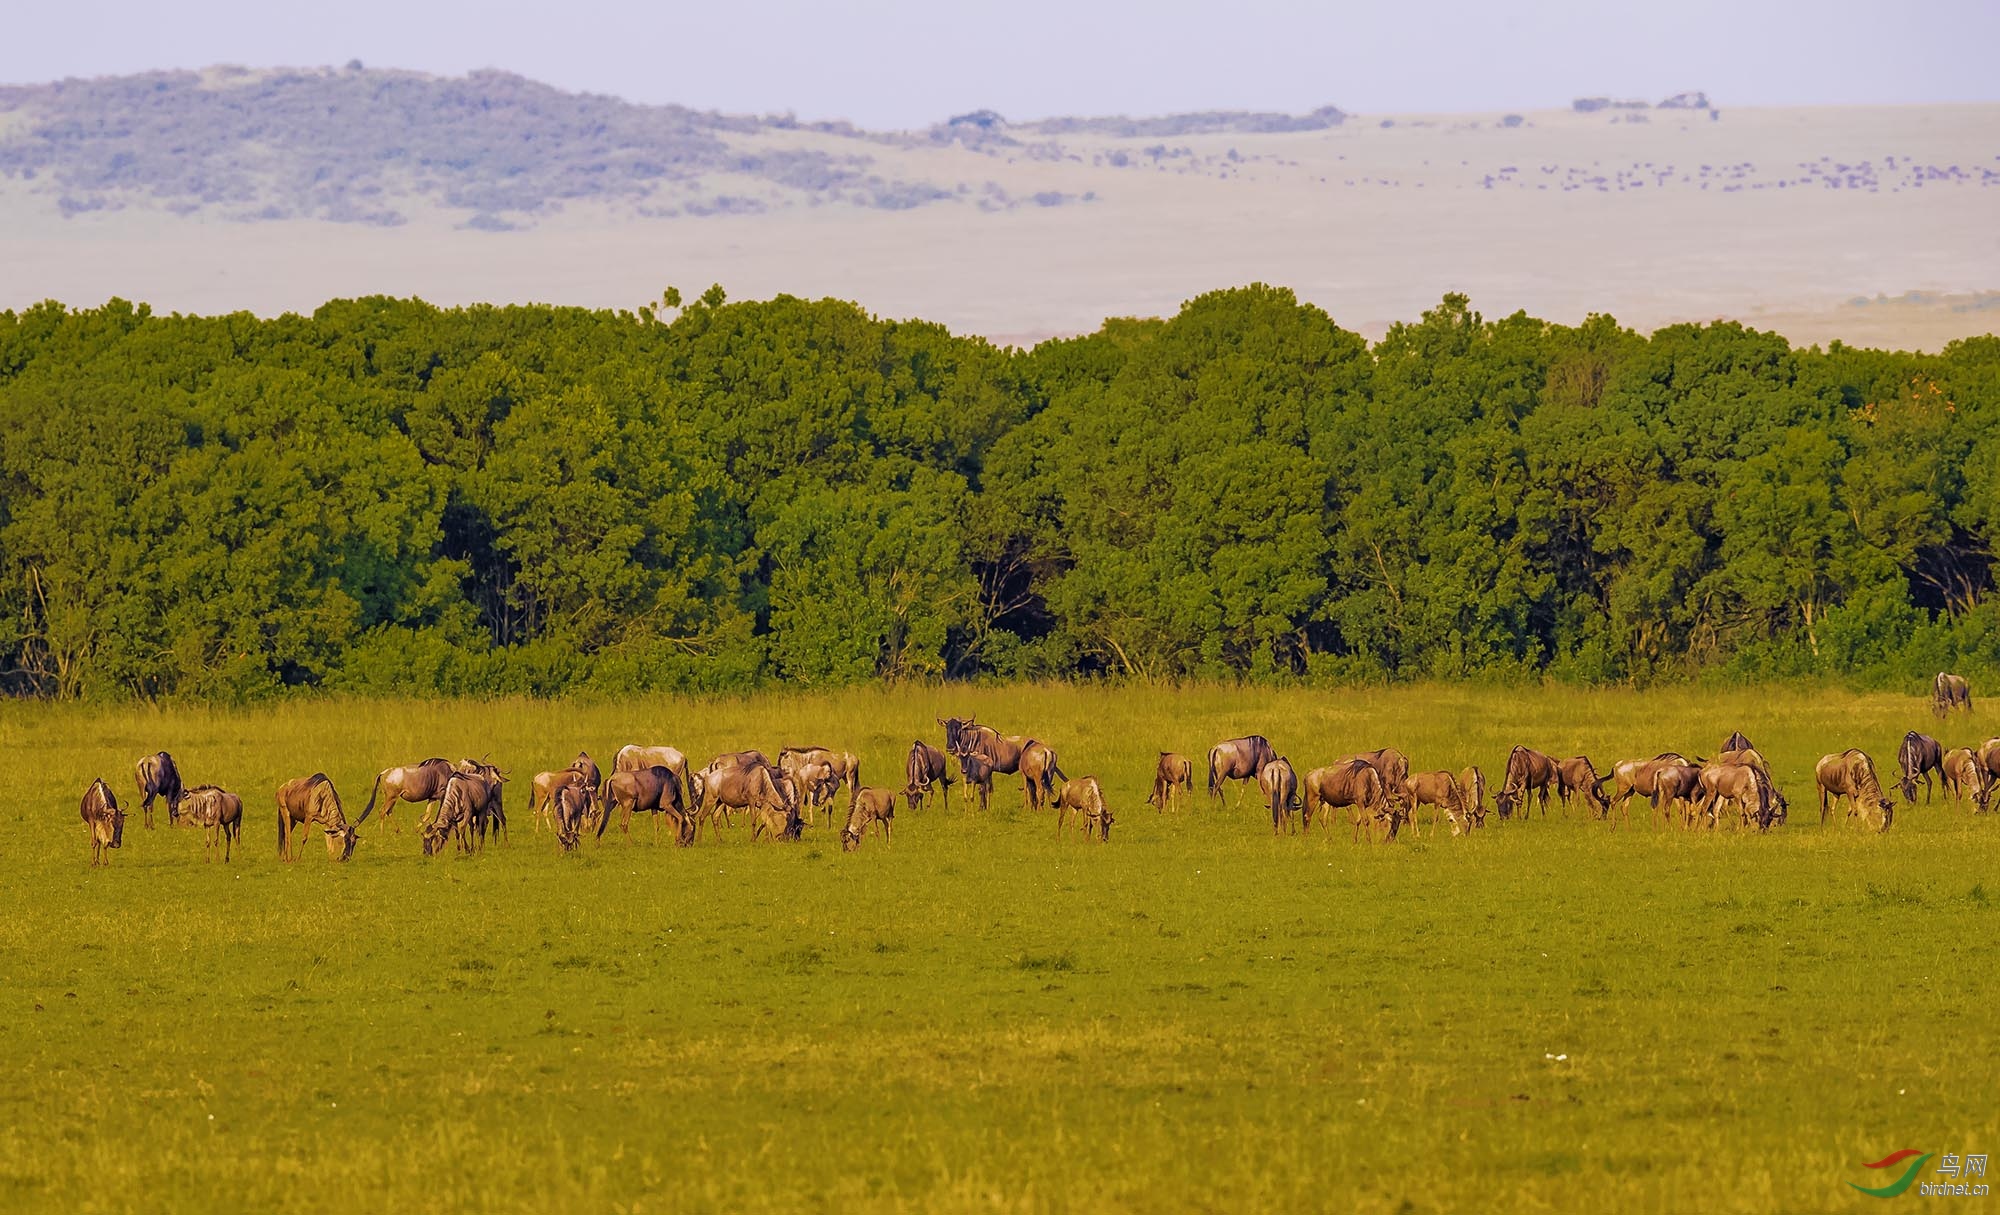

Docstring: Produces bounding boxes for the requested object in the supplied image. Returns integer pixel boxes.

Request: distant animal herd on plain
[70,674,1990,867]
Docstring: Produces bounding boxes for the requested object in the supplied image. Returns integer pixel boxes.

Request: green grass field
[3,683,1997,1213]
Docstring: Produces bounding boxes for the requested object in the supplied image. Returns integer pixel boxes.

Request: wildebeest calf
[1053,776,1114,841]
[1148,752,1193,813]
[842,788,897,850]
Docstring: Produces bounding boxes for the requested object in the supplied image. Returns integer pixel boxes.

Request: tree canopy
[3,288,1997,700]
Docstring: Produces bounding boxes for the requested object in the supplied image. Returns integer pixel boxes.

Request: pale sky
[5,0,1996,128]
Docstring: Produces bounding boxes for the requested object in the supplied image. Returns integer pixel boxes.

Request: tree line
[4,285,1998,701]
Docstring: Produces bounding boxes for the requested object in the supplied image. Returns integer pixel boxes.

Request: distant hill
[0,65,1353,227]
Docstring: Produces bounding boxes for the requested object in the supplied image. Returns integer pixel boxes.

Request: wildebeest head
[841,827,862,852]
[108,806,126,849]
[1493,788,1515,820]
[331,826,359,861]
[1096,807,1115,840]
[938,716,976,756]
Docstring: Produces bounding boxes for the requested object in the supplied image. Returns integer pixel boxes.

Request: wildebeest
[600,764,695,846]
[1404,770,1467,836]
[1815,750,1895,831]
[1258,758,1300,835]
[841,787,898,850]
[1695,760,1781,831]
[1606,753,1700,828]
[957,751,995,813]
[1052,776,1114,841]
[530,765,593,833]
[134,751,184,828]
[945,721,1062,813]
[551,782,595,851]
[1495,746,1559,820]
[1554,756,1611,819]
[80,778,124,866]
[1207,735,1278,805]
[1301,760,1393,842]
[614,745,688,804]
[902,740,953,812]
[784,755,844,824]
[359,757,455,833]
[454,759,509,845]
[1934,672,1973,717]
[693,751,788,833]
[693,763,799,840]
[277,774,357,862]
[422,772,481,857]
[1147,752,1194,813]
[780,746,860,804]
[1896,731,1945,803]
[1458,766,1487,828]
[179,785,243,862]
[1941,747,1993,812]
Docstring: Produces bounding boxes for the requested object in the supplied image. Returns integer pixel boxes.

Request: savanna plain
[3,682,1996,1213]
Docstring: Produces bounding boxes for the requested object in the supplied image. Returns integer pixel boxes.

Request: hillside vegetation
[3,286,1999,699]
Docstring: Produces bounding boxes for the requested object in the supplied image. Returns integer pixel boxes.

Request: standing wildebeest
[179,785,243,862]
[1495,746,1559,820]
[1815,750,1896,830]
[1695,760,1781,831]
[134,751,184,828]
[1147,752,1194,813]
[1458,766,1487,828]
[1053,776,1114,841]
[902,740,953,813]
[80,778,125,866]
[946,721,1063,813]
[1301,761,1393,842]
[1207,736,1278,806]
[780,746,860,801]
[1017,741,1065,815]
[1934,672,1973,717]
[1942,747,1993,812]
[454,759,509,845]
[1555,756,1611,819]
[1606,753,1700,828]
[957,751,995,814]
[277,775,358,862]
[600,764,695,846]
[1404,770,1468,836]
[614,743,687,788]
[1897,731,1945,803]
[551,782,595,851]
[359,758,455,834]
[531,766,593,833]
[841,787,898,850]
[1259,758,1300,835]
[422,771,490,857]
[692,751,786,834]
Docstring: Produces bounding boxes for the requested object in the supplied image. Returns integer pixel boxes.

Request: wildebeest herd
[71,673,1988,866]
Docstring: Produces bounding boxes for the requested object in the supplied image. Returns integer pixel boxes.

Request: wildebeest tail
[1207,749,1220,798]
[356,771,383,827]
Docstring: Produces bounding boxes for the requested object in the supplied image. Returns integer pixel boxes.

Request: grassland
[2,682,1997,1213]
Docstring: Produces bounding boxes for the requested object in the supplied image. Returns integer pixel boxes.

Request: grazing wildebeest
[453,759,509,845]
[1495,746,1559,820]
[359,757,455,833]
[1207,735,1278,806]
[780,746,860,803]
[1052,776,1114,840]
[1404,770,1467,836]
[902,740,953,812]
[1722,731,1755,754]
[784,756,843,824]
[1606,753,1698,828]
[600,764,695,845]
[1554,756,1611,819]
[1695,760,1781,831]
[1301,761,1393,842]
[551,782,595,852]
[841,787,898,850]
[422,771,491,857]
[1942,747,1993,812]
[957,751,995,814]
[692,752,787,833]
[1147,752,1194,813]
[1458,766,1487,828]
[1259,758,1300,835]
[1815,750,1896,830]
[179,785,243,862]
[1934,672,1973,717]
[134,751,184,828]
[693,763,799,840]
[80,778,124,866]
[277,774,358,862]
[1897,731,1945,803]
[531,766,593,833]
